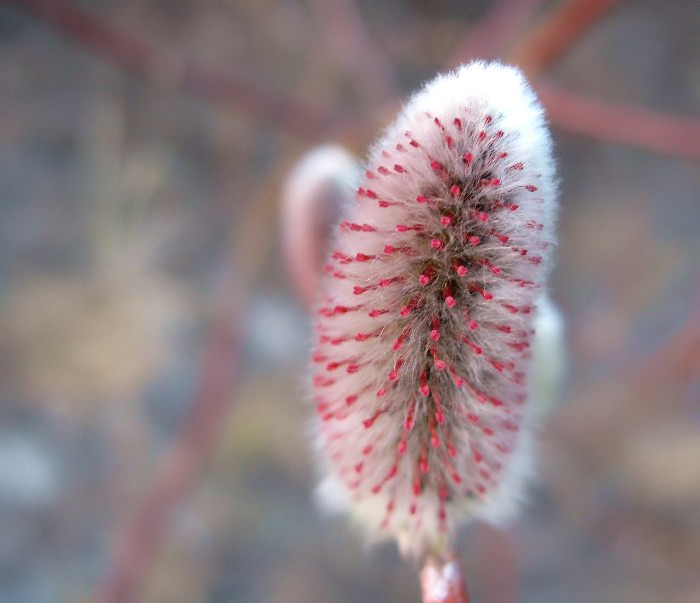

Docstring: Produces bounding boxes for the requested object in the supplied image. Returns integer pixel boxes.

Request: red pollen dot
[445,296,456,308]
[463,152,473,164]
[346,395,357,405]
[431,238,442,249]
[450,184,461,198]
[457,265,468,277]
[440,215,452,226]
[416,194,430,204]
[526,185,538,192]
[468,235,481,246]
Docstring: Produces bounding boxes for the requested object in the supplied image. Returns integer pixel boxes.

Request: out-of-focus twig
[92,150,295,602]
[305,0,397,104]
[538,82,700,160]
[507,0,624,77]
[6,0,349,138]
[445,0,548,67]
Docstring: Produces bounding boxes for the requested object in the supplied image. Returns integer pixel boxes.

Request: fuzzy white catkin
[311,61,558,558]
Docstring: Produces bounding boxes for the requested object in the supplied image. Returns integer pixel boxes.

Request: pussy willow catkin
[311,61,557,558]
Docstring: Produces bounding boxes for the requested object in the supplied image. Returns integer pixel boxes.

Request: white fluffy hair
[310,61,558,558]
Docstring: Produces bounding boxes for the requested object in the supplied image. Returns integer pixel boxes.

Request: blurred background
[1,0,699,601]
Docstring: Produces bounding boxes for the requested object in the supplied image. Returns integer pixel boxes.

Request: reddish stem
[508,0,625,77]
[420,553,471,603]
[538,81,700,160]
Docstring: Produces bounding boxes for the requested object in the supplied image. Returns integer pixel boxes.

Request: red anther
[396,223,423,232]
[400,305,412,316]
[365,170,375,179]
[353,285,368,295]
[448,366,464,387]
[419,370,430,397]
[419,269,433,286]
[409,139,419,147]
[443,284,456,308]
[490,178,501,186]
[393,328,409,350]
[430,238,442,250]
[485,115,493,125]
[444,135,454,148]
[368,308,388,318]
[345,395,357,405]
[378,277,400,287]
[431,346,446,371]
[430,160,445,172]
[510,162,524,170]
[355,253,374,262]
[430,316,440,341]
[396,143,405,152]
[394,164,406,173]
[440,215,453,227]
[378,166,389,175]
[468,283,493,300]
[453,260,468,277]
[494,130,504,138]
[397,436,408,454]
[467,413,479,424]
[433,391,445,424]
[525,184,538,192]
[363,444,373,455]
[416,194,430,204]
[347,364,361,374]
[498,152,508,159]
[478,131,487,142]
[462,337,483,355]
[404,398,416,431]
[365,189,378,199]
[433,116,445,130]
[473,450,483,463]
[354,462,363,473]
[463,152,473,164]
[467,235,481,246]
[429,414,440,448]
[419,442,429,474]
[453,117,462,129]
[482,427,494,436]
[376,387,388,397]
[449,184,461,198]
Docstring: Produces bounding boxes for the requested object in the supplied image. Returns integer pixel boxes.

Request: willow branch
[539,82,700,160]
[5,0,348,138]
[507,0,625,77]
[445,0,548,67]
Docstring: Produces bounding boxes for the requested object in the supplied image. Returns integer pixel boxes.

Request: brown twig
[507,0,624,77]
[6,0,348,138]
[538,81,700,160]
[445,0,548,67]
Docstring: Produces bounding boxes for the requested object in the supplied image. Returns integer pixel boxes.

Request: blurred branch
[538,82,700,160]
[92,148,293,602]
[507,0,624,77]
[6,0,348,138]
[305,0,397,104]
[445,0,548,67]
